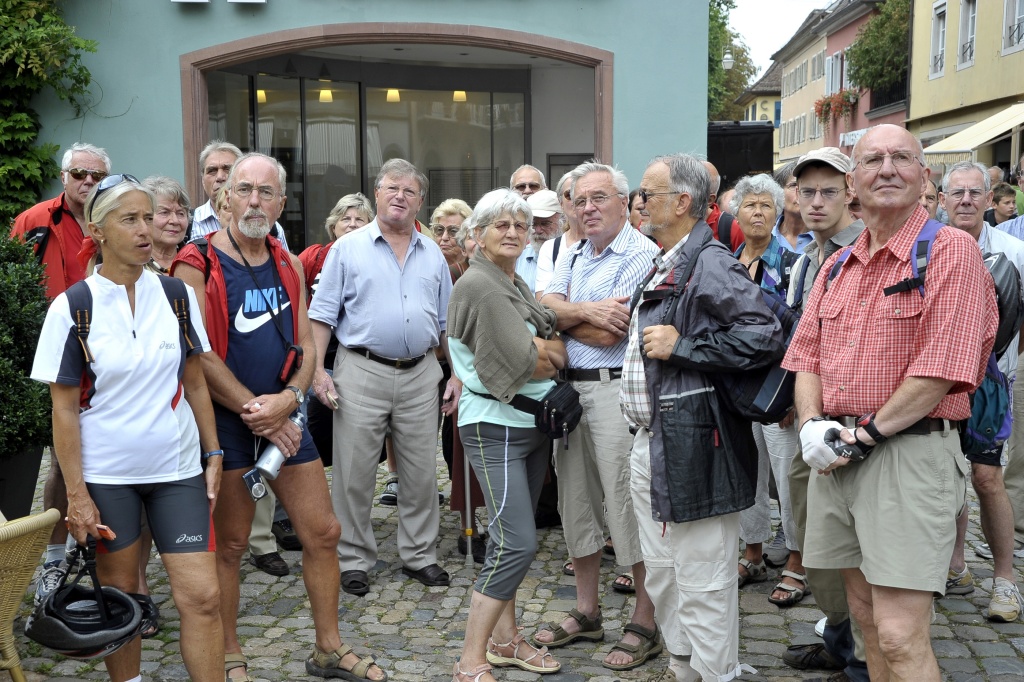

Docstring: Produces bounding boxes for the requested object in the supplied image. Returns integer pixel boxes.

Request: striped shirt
[547,222,659,369]
[620,235,688,427]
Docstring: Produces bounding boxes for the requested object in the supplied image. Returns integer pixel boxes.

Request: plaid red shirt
[783,205,997,420]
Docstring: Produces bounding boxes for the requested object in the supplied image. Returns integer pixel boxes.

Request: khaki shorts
[553,378,642,566]
[803,428,967,594]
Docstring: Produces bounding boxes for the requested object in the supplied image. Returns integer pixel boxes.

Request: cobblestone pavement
[6,455,1024,682]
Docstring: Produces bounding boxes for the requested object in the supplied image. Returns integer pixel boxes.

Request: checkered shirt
[783,205,997,419]
[620,235,689,428]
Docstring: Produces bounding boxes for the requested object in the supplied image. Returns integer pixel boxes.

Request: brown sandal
[486,633,560,673]
[225,653,255,682]
[452,661,493,682]
[305,643,388,681]
[530,607,604,648]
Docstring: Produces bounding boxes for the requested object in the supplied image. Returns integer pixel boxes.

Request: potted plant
[0,236,51,520]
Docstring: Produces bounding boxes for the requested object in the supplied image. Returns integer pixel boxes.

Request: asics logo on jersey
[159,341,177,350]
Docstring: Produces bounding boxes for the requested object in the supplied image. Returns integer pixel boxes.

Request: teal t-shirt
[450,321,555,428]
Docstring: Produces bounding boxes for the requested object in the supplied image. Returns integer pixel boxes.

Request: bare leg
[533,550,602,644]
[739,542,763,579]
[950,506,969,573]
[842,568,888,680]
[973,464,1017,581]
[605,560,658,667]
[770,550,807,601]
[162,551,223,682]
[385,435,397,475]
[458,591,508,680]
[212,469,257,679]
[94,540,143,682]
[43,451,69,546]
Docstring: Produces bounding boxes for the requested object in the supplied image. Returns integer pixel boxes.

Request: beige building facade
[773,10,829,165]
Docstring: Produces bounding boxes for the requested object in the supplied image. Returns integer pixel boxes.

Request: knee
[972,466,1003,496]
[299,513,341,553]
[874,618,927,663]
[214,527,249,563]
[175,580,221,618]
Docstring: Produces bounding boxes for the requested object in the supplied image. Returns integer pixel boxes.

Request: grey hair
[510,164,547,188]
[324,192,374,238]
[227,152,287,192]
[729,173,784,216]
[772,161,797,188]
[460,188,532,246]
[199,140,243,170]
[989,166,1005,183]
[375,158,428,199]
[943,161,991,192]
[569,161,629,199]
[555,172,573,196]
[62,143,111,173]
[141,176,191,212]
[650,153,711,219]
[431,198,472,226]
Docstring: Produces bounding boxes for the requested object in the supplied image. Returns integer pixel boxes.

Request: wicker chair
[0,508,60,682]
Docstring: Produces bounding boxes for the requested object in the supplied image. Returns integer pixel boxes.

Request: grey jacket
[638,223,785,523]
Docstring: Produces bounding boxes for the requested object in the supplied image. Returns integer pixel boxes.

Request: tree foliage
[707,0,757,121]
[845,0,911,91]
[0,0,96,227]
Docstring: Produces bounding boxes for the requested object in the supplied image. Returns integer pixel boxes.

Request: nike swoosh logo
[234,300,291,334]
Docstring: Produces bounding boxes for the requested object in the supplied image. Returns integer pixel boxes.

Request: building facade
[35,0,706,251]
[735,62,782,166]
[773,10,829,165]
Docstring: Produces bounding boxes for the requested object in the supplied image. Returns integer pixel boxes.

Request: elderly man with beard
[515,189,564,293]
[173,153,387,682]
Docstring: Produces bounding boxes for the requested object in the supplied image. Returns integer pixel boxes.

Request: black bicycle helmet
[25,538,143,660]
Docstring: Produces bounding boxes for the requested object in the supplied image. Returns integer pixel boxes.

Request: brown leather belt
[565,367,622,382]
[829,415,954,435]
[351,347,425,370]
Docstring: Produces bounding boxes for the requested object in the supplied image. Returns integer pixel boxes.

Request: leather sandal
[341,569,370,596]
[225,652,255,682]
[768,570,811,607]
[452,661,493,682]
[530,607,604,648]
[603,622,664,671]
[612,571,636,594]
[738,557,768,587]
[402,562,451,586]
[486,633,560,673]
[305,643,388,681]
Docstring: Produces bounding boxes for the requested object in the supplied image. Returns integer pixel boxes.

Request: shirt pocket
[876,293,924,366]
[418,275,439,319]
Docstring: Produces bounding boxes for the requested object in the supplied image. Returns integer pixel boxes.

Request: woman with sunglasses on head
[30,175,224,682]
[448,188,567,682]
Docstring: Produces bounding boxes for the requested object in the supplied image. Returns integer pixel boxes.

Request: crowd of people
[10,124,1024,682]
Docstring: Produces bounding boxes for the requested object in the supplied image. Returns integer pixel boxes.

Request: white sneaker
[34,560,66,606]
[975,542,1024,559]
[988,578,1022,622]
[814,616,827,637]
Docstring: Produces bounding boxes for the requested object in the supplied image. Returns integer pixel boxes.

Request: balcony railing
[960,38,974,63]
[869,76,908,112]
[931,52,944,73]
[1010,20,1024,47]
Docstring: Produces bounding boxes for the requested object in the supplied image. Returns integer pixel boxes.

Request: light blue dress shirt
[308,221,452,359]
[515,243,539,292]
[771,215,812,253]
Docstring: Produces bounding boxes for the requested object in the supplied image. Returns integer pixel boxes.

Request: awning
[923,102,1024,164]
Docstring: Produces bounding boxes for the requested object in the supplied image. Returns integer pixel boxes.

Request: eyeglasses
[797,187,845,200]
[514,182,542,192]
[945,187,986,202]
[573,192,623,211]
[66,168,108,182]
[638,189,681,204]
[87,174,141,222]
[232,183,280,201]
[856,151,921,170]
[491,220,529,235]
[431,224,460,238]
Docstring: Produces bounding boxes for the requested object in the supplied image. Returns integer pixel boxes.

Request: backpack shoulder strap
[568,239,588,270]
[718,213,734,246]
[664,231,714,322]
[882,218,944,297]
[194,238,212,282]
[825,247,854,290]
[64,281,95,364]
[788,253,812,308]
[551,235,561,265]
[157,275,196,353]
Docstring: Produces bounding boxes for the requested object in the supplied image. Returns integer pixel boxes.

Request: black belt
[350,347,425,370]
[829,415,954,435]
[564,367,622,382]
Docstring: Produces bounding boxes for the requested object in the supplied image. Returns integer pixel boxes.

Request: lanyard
[226,227,290,348]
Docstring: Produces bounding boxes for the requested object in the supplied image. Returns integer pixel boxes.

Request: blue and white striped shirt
[547,223,658,368]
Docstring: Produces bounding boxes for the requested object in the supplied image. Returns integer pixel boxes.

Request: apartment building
[735,62,782,165]
[772,10,829,165]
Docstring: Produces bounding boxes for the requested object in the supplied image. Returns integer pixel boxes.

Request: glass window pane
[207,71,252,156]
[255,75,304,249]
[305,80,360,248]
[493,92,526,194]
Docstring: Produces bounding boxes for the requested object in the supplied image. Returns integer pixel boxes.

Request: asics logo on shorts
[176,533,203,543]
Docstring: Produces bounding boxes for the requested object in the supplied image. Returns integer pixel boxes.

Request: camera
[242,468,267,501]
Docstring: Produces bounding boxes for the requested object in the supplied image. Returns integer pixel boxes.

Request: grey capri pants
[460,421,550,600]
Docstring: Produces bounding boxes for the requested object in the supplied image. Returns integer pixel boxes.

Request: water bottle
[255,412,306,481]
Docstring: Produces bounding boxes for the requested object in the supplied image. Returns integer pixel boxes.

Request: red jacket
[707,203,745,253]
[172,234,301,360]
[10,193,87,300]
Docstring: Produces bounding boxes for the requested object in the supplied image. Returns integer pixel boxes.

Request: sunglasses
[87,174,141,222]
[66,168,108,182]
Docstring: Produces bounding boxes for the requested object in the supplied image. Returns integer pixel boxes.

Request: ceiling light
[453,90,467,102]
[320,89,333,103]
[387,89,400,103]
[257,89,267,103]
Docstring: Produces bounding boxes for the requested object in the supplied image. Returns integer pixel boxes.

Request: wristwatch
[856,412,887,444]
[285,385,304,406]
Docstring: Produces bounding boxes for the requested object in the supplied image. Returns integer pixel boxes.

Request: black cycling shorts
[86,475,214,554]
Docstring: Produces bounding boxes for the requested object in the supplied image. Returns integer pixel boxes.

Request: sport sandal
[530,608,604,648]
[305,643,388,681]
[738,557,768,587]
[603,622,664,671]
[452,661,492,682]
[225,652,254,682]
[768,570,810,607]
[486,633,560,673]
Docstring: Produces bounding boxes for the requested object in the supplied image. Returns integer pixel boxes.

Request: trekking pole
[462,422,474,569]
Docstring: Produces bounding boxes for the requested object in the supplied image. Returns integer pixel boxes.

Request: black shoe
[272,519,302,551]
[249,551,289,577]
[457,534,487,564]
[782,642,844,671]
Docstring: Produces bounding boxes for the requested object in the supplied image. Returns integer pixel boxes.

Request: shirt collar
[594,221,638,257]
[850,204,929,265]
[367,219,426,249]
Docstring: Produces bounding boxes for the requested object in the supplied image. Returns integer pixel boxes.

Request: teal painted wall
[37,0,709,195]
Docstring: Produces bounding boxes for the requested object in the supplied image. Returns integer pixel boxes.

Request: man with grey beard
[173,152,388,681]
[516,189,564,293]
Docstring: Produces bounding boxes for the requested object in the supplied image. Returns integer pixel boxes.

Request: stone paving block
[933,638,972,657]
[982,657,1024,674]
[968,640,1016,657]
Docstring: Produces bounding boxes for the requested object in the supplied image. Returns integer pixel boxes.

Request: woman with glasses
[142,176,191,274]
[448,188,567,682]
[728,173,807,606]
[431,198,473,281]
[30,175,225,682]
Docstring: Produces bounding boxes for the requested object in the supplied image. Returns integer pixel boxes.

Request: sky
[730,0,834,79]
